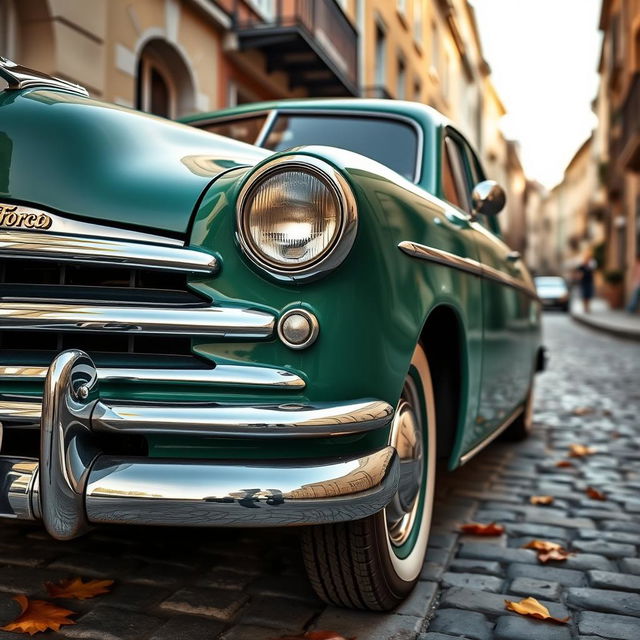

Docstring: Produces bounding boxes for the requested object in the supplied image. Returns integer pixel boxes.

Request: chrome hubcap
[386,377,424,547]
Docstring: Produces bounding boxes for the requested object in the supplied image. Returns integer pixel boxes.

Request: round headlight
[236,157,357,281]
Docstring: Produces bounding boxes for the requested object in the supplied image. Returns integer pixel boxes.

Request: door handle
[506,251,521,262]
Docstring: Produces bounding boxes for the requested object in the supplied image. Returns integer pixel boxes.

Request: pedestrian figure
[576,251,597,313]
[627,256,640,314]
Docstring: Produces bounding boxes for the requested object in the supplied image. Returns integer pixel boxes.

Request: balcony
[232,0,358,97]
[620,72,640,172]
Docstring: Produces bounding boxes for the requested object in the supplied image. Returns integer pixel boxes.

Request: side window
[442,137,470,213]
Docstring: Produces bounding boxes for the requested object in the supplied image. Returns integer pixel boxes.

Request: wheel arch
[417,303,468,463]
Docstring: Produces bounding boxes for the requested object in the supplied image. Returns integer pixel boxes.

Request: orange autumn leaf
[585,487,606,501]
[274,632,354,640]
[522,539,563,552]
[555,460,574,468]
[459,522,505,536]
[0,595,76,636]
[530,495,554,505]
[505,596,569,624]
[569,444,597,458]
[571,407,594,416]
[538,548,572,564]
[45,577,114,600]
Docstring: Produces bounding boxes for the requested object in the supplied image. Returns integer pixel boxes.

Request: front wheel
[301,344,436,610]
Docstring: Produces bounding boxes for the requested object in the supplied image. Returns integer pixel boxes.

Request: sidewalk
[570,297,640,341]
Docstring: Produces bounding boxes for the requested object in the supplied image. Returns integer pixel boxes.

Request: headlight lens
[237,157,357,281]
[243,168,340,267]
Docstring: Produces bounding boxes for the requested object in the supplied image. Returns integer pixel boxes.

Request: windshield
[535,277,567,289]
[198,112,420,182]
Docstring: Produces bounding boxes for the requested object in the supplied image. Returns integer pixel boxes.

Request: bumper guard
[0,350,398,539]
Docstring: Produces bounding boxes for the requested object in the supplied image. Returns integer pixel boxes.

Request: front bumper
[0,350,398,539]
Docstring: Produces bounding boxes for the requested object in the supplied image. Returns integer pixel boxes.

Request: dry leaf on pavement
[568,444,597,458]
[45,577,114,600]
[273,632,355,640]
[0,595,76,635]
[555,460,574,468]
[505,596,569,624]
[522,540,563,552]
[530,495,554,505]
[459,522,505,536]
[537,548,573,563]
[571,407,594,416]
[585,487,606,501]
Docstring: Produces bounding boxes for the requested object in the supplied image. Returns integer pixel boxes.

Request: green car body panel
[0,88,541,472]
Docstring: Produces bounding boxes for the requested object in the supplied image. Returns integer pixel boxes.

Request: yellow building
[597,0,640,303]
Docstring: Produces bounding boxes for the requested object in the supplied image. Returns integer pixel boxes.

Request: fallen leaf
[530,495,554,505]
[505,596,569,624]
[0,595,76,635]
[45,577,114,600]
[572,407,594,416]
[459,522,505,536]
[522,539,563,552]
[555,460,574,468]
[273,632,354,640]
[568,444,597,458]
[537,548,573,564]
[585,487,606,501]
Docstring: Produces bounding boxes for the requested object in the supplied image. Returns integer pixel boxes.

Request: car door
[453,131,536,434]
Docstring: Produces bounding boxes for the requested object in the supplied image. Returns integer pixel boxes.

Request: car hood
[0,89,269,238]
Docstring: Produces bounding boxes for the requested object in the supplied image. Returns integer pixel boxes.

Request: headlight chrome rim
[236,156,358,282]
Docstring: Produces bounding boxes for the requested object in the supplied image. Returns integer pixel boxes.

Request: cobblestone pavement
[0,314,637,639]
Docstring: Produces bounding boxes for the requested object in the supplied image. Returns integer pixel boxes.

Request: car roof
[180,97,451,129]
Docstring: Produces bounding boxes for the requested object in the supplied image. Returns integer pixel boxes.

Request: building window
[414,1,423,46]
[137,54,176,118]
[396,56,406,100]
[0,0,19,60]
[135,39,196,118]
[375,22,386,87]
[414,77,421,102]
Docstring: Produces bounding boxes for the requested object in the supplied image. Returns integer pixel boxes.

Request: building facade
[597,0,640,302]
[0,0,528,246]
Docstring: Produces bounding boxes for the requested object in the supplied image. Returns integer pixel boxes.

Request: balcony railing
[232,0,358,96]
[621,72,640,172]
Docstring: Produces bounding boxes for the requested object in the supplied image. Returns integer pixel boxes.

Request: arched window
[135,39,196,118]
[0,0,19,60]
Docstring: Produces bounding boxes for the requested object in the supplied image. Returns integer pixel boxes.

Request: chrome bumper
[0,350,398,539]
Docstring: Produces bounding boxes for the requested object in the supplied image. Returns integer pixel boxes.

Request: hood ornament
[0,57,88,97]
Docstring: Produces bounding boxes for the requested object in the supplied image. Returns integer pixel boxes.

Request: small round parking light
[278,309,319,350]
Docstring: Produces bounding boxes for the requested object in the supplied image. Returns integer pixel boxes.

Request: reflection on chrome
[0,364,305,389]
[0,228,217,273]
[0,349,400,534]
[0,303,275,337]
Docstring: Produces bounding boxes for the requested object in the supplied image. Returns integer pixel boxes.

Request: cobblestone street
[0,313,636,639]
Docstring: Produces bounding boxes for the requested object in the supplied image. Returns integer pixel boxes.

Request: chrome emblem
[0,204,52,230]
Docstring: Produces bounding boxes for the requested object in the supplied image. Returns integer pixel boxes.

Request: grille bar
[0,364,304,388]
[0,303,275,337]
[0,230,217,273]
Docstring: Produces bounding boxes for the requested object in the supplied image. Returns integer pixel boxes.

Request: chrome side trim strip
[0,57,89,97]
[0,364,305,389]
[398,241,538,300]
[458,406,523,465]
[0,229,216,273]
[399,241,483,277]
[0,400,41,422]
[84,447,399,527]
[90,399,393,438]
[0,303,275,337]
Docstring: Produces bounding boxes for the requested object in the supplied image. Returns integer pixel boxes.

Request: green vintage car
[0,57,542,610]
